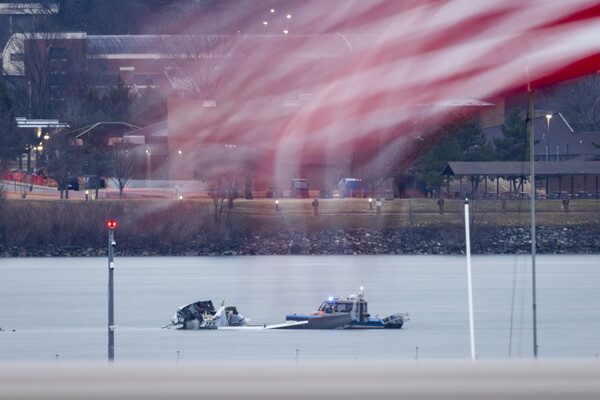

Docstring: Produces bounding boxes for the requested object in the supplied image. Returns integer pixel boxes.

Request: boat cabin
[317,293,371,322]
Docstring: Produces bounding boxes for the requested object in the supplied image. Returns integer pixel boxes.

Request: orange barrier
[2,170,57,187]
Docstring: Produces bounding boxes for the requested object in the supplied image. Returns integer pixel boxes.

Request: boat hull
[348,319,404,329]
[285,313,352,329]
[348,313,406,329]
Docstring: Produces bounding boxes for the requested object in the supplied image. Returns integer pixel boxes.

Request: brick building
[3,31,507,191]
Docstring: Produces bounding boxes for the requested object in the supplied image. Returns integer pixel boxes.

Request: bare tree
[3,30,89,119]
[195,163,248,223]
[0,183,6,242]
[193,144,257,223]
[65,120,139,199]
[0,182,6,207]
[164,34,235,99]
[205,168,245,222]
[111,145,133,199]
[0,2,58,66]
[351,144,399,198]
[544,73,600,132]
[45,131,81,199]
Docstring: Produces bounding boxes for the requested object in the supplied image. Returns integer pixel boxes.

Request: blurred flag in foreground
[275,0,600,157]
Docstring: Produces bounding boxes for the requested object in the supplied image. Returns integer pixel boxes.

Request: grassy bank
[233,197,600,229]
[0,200,215,249]
[0,197,599,255]
[1,199,600,241]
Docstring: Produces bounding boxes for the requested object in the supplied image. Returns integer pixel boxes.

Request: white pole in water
[464,199,476,361]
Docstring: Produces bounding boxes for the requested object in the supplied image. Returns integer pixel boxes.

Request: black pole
[108,227,115,361]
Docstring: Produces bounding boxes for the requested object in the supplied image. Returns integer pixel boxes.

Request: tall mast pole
[464,199,476,361]
[528,88,538,359]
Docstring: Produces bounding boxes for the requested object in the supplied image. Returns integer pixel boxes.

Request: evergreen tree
[453,116,494,162]
[102,77,133,123]
[71,77,134,128]
[71,88,104,127]
[493,109,529,161]
[416,114,492,188]
[131,87,167,126]
[492,109,537,193]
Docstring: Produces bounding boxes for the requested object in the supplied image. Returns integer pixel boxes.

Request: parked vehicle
[290,179,309,198]
[338,178,362,198]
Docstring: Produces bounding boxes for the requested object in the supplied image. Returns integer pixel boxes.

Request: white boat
[286,288,409,329]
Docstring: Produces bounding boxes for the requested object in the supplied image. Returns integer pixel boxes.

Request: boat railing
[382,313,409,324]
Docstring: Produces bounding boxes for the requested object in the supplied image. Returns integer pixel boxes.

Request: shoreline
[2,225,598,257]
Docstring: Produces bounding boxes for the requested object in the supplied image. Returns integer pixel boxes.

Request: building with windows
[483,113,600,162]
[14,116,68,172]
[0,3,58,51]
[3,30,508,192]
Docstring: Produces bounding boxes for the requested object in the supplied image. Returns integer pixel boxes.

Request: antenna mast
[528,85,538,359]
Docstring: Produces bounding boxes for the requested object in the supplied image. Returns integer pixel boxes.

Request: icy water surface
[0,255,599,363]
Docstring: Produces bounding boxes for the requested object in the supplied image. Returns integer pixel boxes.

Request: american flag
[275,0,600,153]
[167,1,600,181]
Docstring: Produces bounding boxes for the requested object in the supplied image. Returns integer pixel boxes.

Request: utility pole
[107,220,118,362]
[528,89,538,359]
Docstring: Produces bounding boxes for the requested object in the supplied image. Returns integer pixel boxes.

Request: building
[14,116,68,172]
[2,32,358,99]
[0,3,57,51]
[4,31,508,192]
[483,113,600,162]
[441,161,600,199]
[122,121,168,180]
[437,113,600,199]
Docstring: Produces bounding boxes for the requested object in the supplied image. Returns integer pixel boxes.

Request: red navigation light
[106,221,118,229]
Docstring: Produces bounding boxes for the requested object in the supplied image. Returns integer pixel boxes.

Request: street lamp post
[106,220,118,362]
[225,144,236,162]
[145,149,151,180]
[545,113,552,161]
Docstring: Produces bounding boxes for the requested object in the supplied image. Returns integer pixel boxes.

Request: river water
[0,255,598,363]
